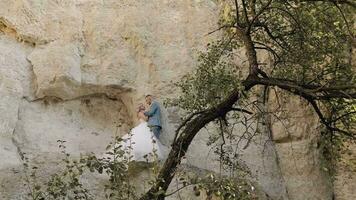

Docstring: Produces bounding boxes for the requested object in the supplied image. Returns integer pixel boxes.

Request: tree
[140,0,355,199]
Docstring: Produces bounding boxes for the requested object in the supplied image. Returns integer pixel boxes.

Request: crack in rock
[10,103,25,161]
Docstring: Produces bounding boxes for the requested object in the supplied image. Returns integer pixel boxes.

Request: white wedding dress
[110,119,167,162]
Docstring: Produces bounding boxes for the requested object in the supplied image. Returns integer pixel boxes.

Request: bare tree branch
[234,0,240,24]
[231,107,253,114]
[329,111,356,123]
[248,0,273,33]
[254,77,356,100]
[241,0,250,24]
[307,99,355,138]
[205,24,237,36]
[301,0,356,8]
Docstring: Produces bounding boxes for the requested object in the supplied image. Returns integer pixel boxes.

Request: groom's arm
[144,102,158,117]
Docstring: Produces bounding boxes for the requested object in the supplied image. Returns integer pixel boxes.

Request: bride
[108,104,167,163]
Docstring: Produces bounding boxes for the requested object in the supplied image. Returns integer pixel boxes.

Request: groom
[144,94,162,138]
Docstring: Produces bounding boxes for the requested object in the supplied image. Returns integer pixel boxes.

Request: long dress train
[108,119,167,162]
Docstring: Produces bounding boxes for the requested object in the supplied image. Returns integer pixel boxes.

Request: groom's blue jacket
[144,101,162,127]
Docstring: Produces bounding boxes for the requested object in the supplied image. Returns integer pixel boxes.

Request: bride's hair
[137,103,145,113]
[136,104,147,120]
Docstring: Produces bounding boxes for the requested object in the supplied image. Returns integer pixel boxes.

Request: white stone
[1,0,352,199]
[28,41,82,99]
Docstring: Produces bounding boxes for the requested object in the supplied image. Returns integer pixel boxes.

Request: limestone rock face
[0,34,33,199]
[28,41,82,99]
[0,1,222,199]
[0,0,353,200]
[269,90,333,200]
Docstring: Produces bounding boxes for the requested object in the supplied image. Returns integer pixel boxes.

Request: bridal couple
[111,94,168,162]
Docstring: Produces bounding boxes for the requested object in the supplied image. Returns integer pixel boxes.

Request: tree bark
[139,77,257,200]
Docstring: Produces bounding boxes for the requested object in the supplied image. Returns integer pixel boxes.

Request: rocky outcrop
[0,0,353,199]
[268,90,333,200]
[0,1,222,199]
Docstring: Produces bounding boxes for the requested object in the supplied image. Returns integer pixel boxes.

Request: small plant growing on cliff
[23,140,91,200]
[22,137,138,200]
[83,133,138,200]
[194,173,257,200]
[22,124,165,200]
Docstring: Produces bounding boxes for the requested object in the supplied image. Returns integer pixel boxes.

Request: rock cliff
[0,1,354,199]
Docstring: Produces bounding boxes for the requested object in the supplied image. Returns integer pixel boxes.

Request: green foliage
[166,40,243,113]
[22,125,168,200]
[22,134,257,200]
[83,136,138,200]
[171,0,355,193]
[194,173,257,200]
[319,99,356,178]
[23,140,91,200]
[173,171,258,200]
[267,1,354,86]
[318,129,344,178]
[23,136,138,200]
[217,0,355,86]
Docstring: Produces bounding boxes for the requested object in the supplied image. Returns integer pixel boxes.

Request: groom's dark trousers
[150,126,161,138]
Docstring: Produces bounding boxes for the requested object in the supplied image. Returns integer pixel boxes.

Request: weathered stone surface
[0,34,33,199]
[1,1,227,199]
[274,140,333,200]
[1,0,354,200]
[334,142,356,200]
[1,96,131,199]
[28,41,82,99]
[183,121,289,200]
[269,90,333,200]
[14,97,130,156]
